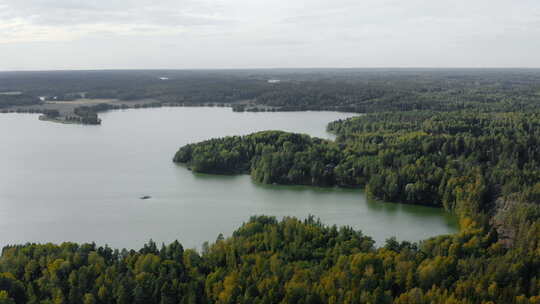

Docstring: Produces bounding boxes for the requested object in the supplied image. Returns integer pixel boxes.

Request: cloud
[0,0,232,43]
[1,0,228,25]
[0,0,539,69]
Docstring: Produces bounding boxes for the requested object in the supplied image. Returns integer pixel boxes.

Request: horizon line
[2,66,540,73]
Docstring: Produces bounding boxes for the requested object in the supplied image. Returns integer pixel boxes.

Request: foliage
[175,111,540,219]
[0,94,41,108]
[4,69,540,302]
[174,131,340,187]
[0,216,539,303]
[3,69,540,113]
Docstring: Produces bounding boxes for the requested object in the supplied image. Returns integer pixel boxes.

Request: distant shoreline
[38,115,80,125]
[2,98,360,125]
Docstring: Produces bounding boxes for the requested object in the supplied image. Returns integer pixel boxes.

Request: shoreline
[2,98,362,125]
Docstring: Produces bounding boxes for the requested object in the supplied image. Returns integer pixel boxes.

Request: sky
[0,0,539,70]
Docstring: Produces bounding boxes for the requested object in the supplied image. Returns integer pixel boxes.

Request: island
[1,69,540,304]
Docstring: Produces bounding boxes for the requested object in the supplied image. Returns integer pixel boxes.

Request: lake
[0,107,458,249]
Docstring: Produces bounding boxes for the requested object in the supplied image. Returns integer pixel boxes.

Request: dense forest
[3,69,540,303]
[171,109,540,302]
[2,69,540,113]
[0,93,41,109]
[174,111,540,216]
[1,215,539,304]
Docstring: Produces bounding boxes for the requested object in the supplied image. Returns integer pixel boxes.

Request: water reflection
[0,108,458,249]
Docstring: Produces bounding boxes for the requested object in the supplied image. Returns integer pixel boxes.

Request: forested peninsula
[168,109,540,303]
[174,111,540,215]
[2,70,540,303]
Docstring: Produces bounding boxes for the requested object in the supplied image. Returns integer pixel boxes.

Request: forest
[2,69,540,303]
[169,108,540,303]
[0,215,539,304]
[2,69,540,113]
[0,93,41,109]
[174,111,540,216]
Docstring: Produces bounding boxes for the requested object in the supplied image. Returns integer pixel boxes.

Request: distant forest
[2,69,540,112]
[168,69,540,303]
[2,69,540,303]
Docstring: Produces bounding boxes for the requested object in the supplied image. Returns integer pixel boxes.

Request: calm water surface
[0,107,458,249]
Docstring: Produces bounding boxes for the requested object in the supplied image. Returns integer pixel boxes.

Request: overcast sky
[1,0,539,70]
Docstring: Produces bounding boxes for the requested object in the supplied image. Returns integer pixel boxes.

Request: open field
[1,98,162,123]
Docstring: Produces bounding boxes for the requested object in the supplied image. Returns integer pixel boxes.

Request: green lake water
[0,107,457,249]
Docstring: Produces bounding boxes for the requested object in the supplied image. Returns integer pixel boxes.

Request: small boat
[140,195,151,200]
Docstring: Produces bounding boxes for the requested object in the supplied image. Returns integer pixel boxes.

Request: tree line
[0,94,41,109]
[175,111,540,218]
[3,69,540,113]
[3,70,540,302]
[0,215,539,303]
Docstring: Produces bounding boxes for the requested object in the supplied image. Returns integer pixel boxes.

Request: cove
[0,107,458,249]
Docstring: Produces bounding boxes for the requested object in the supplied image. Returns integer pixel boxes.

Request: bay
[0,107,458,249]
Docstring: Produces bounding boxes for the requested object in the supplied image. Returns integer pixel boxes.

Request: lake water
[0,107,458,249]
